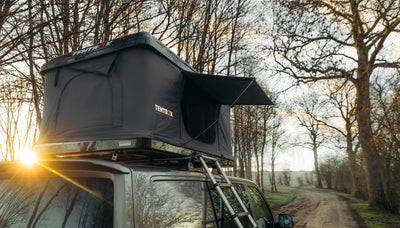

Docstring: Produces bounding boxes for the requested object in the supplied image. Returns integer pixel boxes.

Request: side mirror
[278,213,294,228]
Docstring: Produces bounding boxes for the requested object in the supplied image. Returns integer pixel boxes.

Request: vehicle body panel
[0,159,274,228]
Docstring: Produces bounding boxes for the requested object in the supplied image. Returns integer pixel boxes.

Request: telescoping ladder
[198,155,257,228]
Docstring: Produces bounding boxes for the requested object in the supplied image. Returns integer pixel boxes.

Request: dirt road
[275,189,365,228]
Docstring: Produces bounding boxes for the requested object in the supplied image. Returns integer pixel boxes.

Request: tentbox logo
[155,104,173,117]
[72,41,111,57]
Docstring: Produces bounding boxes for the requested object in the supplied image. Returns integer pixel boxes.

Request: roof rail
[34,138,234,167]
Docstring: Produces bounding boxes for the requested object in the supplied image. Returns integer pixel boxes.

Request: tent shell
[36,32,272,163]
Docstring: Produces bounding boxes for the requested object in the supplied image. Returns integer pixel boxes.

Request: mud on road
[274,189,366,228]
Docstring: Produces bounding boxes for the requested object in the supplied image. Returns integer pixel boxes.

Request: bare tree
[259,105,272,191]
[313,82,364,197]
[271,0,400,208]
[294,94,327,188]
[371,75,400,212]
[319,156,353,192]
[269,113,284,192]
[232,56,273,182]
[0,0,32,67]
[282,169,291,186]
[0,78,37,160]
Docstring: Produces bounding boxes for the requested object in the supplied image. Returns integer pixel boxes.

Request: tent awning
[183,71,273,106]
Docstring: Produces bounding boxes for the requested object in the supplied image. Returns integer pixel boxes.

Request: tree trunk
[27,0,42,126]
[260,108,268,192]
[271,138,278,192]
[254,110,260,186]
[355,74,387,208]
[195,0,211,71]
[245,108,252,179]
[233,108,239,177]
[313,142,322,188]
[226,0,241,76]
[260,148,265,192]
[61,0,70,54]
[246,149,252,179]
[255,152,260,186]
[237,107,245,178]
[271,158,277,192]
[346,122,364,198]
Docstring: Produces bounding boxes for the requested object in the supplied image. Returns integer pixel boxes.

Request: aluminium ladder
[198,155,257,228]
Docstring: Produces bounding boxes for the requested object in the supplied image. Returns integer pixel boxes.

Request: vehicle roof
[0,158,256,186]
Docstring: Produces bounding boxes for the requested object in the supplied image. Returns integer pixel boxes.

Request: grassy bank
[335,192,400,227]
[350,203,400,228]
[263,188,296,209]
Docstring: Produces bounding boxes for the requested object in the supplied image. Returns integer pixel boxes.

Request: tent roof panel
[40,32,194,73]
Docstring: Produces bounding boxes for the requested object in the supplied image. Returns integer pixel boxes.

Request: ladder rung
[199,154,218,161]
[219,182,231,188]
[236,212,249,218]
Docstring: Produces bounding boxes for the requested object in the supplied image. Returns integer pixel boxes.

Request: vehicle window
[133,177,216,228]
[246,186,274,228]
[0,176,113,228]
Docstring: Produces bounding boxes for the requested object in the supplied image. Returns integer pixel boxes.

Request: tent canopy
[184,71,273,106]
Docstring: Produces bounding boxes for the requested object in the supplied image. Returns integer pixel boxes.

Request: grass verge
[350,203,400,228]
[264,189,296,209]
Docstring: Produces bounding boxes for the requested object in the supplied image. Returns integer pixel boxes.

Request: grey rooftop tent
[37,32,272,161]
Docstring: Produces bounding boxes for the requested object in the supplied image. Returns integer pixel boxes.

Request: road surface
[274,188,365,228]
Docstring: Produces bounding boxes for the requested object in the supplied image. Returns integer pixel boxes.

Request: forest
[0,0,399,218]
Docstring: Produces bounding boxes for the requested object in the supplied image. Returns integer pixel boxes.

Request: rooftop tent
[37,32,272,161]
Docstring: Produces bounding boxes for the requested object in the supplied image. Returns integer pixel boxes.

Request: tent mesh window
[182,80,220,144]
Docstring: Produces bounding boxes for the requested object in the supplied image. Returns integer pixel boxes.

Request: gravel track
[274,189,364,228]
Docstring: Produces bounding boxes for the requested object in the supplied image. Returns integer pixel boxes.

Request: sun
[20,149,38,166]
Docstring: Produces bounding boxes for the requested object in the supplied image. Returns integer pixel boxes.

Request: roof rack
[34,138,234,167]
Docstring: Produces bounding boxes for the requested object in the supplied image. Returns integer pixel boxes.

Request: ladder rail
[198,155,258,228]
[199,157,244,228]
[214,161,258,227]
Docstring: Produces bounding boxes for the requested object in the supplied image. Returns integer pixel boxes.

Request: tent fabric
[38,32,272,160]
